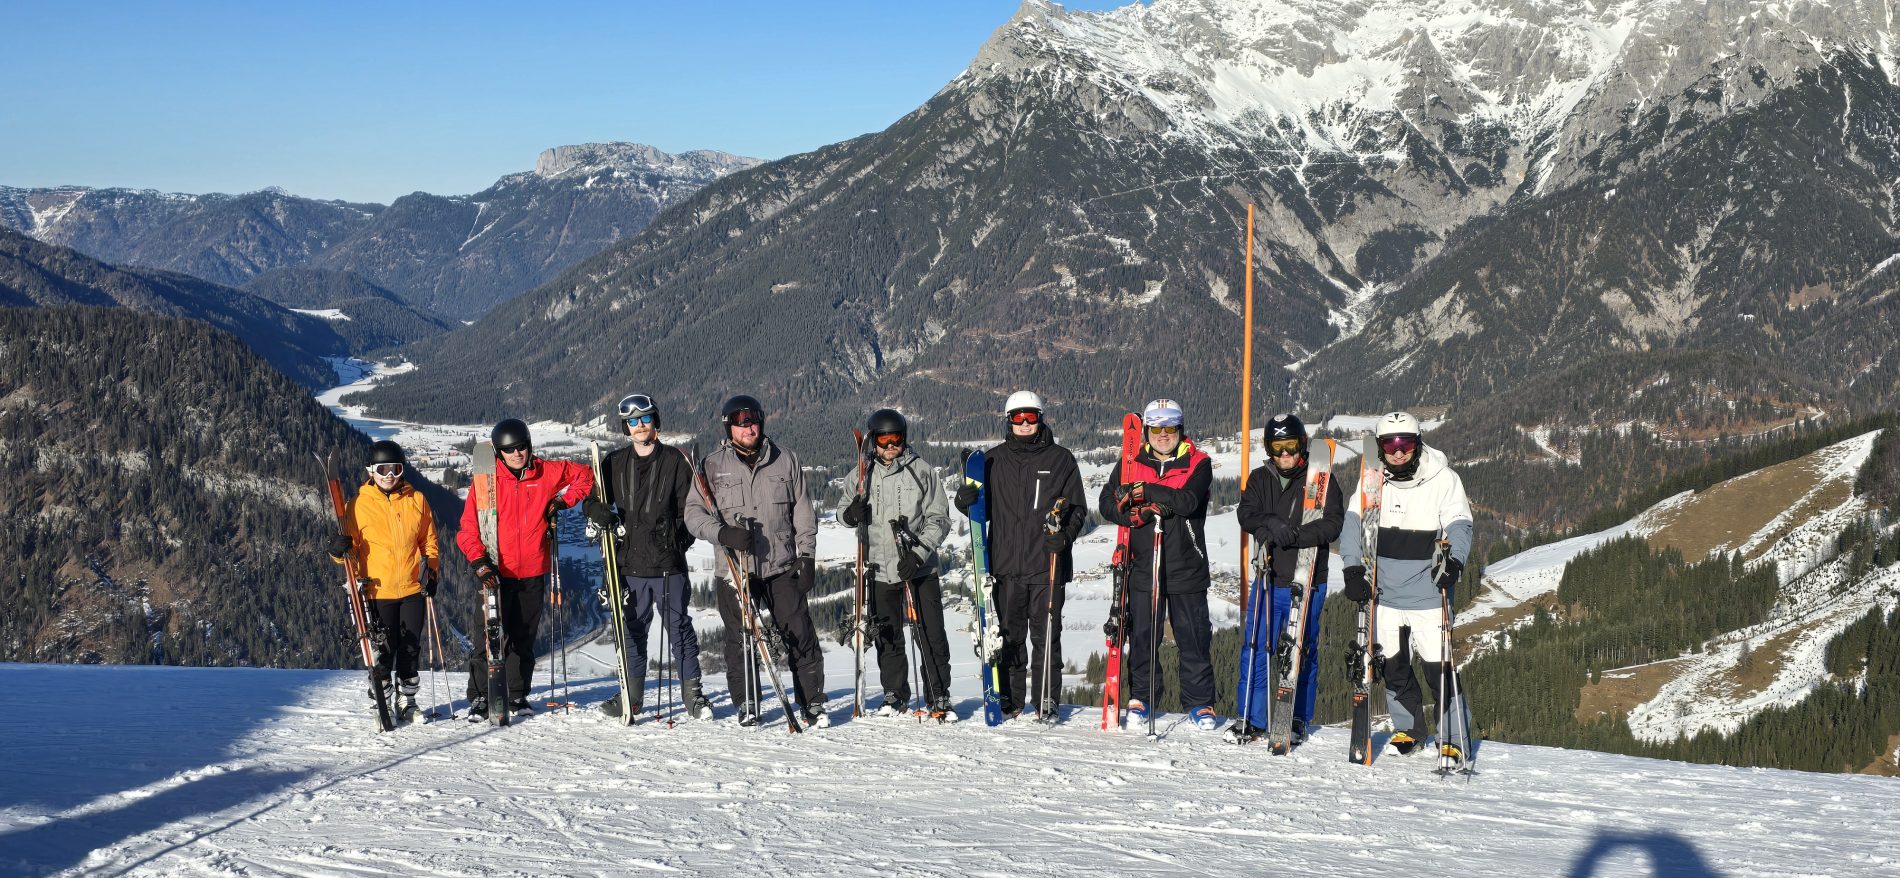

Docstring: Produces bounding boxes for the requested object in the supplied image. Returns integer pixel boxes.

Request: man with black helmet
[953,390,1086,721]
[456,418,593,719]
[1234,413,1345,745]
[685,395,825,727]
[580,393,708,721]
[840,408,954,720]
[328,439,440,722]
[1338,411,1474,756]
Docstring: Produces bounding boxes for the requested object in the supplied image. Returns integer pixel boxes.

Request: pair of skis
[1101,414,1142,731]
[961,449,1006,726]
[1262,437,1336,754]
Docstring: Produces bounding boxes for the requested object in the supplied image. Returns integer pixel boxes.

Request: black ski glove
[1261,515,1298,548]
[953,482,979,515]
[1044,529,1071,554]
[327,531,353,560]
[841,495,869,528]
[581,496,618,530]
[545,497,564,523]
[471,556,500,591]
[896,550,926,582]
[717,525,750,552]
[796,556,816,592]
[1342,565,1370,602]
[422,564,439,598]
[1435,557,1464,592]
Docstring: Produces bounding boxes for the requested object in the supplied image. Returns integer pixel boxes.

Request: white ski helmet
[1142,398,1184,428]
[1375,411,1421,438]
[1004,390,1045,414]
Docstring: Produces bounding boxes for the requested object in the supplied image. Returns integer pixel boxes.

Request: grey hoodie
[686,438,816,581]
[853,449,950,580]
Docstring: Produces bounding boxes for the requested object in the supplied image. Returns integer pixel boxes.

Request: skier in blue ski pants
[1235,580,1328,730]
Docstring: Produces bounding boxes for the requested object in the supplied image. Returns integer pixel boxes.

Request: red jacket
[457,455,593,579]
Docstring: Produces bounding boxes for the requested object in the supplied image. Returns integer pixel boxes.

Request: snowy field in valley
[4,662,1898,877]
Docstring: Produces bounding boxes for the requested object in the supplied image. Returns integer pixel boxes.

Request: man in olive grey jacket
[685,395,825,727]
[839,409,954,720]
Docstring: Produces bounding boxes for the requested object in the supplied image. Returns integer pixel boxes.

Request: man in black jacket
[580,393,706,720]
[1096,399,1218,730]
[955,390,1087,721]
[1233,413,1345,744]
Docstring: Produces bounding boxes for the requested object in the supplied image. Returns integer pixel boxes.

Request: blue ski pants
[1234,579,1328,728]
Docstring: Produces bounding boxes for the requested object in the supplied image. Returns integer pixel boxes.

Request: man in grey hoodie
[1338,411,1474,757]
[685,395,826,728]
[839,409,955,720]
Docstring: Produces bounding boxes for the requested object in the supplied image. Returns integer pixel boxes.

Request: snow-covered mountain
[361,0,1900,455]
[0,143,761,319]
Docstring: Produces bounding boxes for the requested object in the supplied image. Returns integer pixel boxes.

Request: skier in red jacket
[457,418,592,718]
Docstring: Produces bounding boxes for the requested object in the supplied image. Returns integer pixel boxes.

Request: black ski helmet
[720,394,764,431]
[1264,413,1309,476]
[866,408,908,440]
[491,418,532,453]
[368,440,405,467]
[618,393,659,433]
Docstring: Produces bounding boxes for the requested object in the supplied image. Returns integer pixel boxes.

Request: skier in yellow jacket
[329,440,441,721]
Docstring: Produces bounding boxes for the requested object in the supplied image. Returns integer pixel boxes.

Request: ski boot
[1389,731,1419,755]
[599,691,643,719]
[1189,706,1219,731]
[1224,720,1263,744]
[875,697,904,718]
[466,696,489,722]
[931,696,959,724]
[508,698,534,716]
[684,678,710,720]
[1291,719,1309,748]
[736,702,759,727]
[1126,699,1148,724]
[805,700,831,728]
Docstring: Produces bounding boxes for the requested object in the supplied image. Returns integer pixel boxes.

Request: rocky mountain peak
[531,142,761,183]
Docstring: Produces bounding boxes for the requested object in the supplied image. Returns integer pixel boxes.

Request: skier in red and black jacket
[457,418,592,718]
[1096,399,1217,731]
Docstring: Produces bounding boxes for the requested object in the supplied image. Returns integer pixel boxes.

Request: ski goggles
[1266,438,1303,457]
[625,414,656,427]
[727,410,762,427]
[1147,425,1181,435]
[1379,435,1421,455]
[871,432,905,449]
[1007,410,1041,425]
[367,463,403,478]
[617,393,656,420]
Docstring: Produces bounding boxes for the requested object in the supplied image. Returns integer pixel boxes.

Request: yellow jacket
[340,480,439,601]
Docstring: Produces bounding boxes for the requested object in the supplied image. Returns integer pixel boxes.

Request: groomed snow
[3,662,1896,877]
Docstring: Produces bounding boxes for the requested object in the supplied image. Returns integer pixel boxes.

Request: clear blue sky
[4,1,1134,204]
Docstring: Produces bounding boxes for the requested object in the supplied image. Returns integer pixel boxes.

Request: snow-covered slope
[3,662,1896,877]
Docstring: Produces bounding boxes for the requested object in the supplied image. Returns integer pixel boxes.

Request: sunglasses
[1266,438,1303,457]
[1008,410,1041,425]
[626,414,656,427]
[367,463,403,478]
[1148,425,1181,435]
[1379,435,1420,455]
[728,411,762,428]
[871,432,905,449]
[497,444,529,455]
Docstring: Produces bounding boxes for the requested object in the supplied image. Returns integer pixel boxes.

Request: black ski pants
[997,573,1064,714]
[621,573,703,694]
[870,575,953,706]
[465,575,544,702]
[369,593,426,689]
[716,569,825,710]
[1126,586,1214,711]
[1383,623,1469,738]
